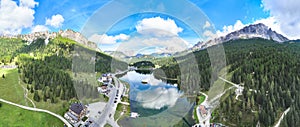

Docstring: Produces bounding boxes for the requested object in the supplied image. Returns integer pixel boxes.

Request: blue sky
[1,0,300,52]
[24,0,269,34]
[190,0,270,28]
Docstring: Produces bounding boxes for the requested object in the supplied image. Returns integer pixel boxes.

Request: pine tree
[30,86,34,93]
[33,91,40,102]
[27,85,30,90]
[50,96,55,103]
[43,91,47,102]
[251,96,255,108]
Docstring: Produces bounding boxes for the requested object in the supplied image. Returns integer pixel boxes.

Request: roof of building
[70,103,85,115]
[199,105,207,114]
[67,112,79,121]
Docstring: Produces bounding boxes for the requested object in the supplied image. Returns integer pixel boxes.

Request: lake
[118,70,195,127]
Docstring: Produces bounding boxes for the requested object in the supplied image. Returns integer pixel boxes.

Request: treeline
[0,38,24,64]
[131,61,155,68]
[207,39,300,126]
[219,39,300,126]
[72,46,127,73]
[154,49,212,94]
[96,51,127,73]
[19,55,76,102]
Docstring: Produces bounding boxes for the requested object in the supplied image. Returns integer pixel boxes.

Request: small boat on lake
[141,78,149,84]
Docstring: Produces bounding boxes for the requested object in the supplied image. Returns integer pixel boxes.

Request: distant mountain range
[107,23,292,57]
[1,30,99,51]
[104,51,130,58]
[1,23,294,58]
[192,23,290,50]
[104,51,172,59]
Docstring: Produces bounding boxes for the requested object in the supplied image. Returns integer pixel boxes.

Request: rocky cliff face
[193,23,289,50]
[15,30,99,51]
[223,23,288,42]
[59,30,98,50]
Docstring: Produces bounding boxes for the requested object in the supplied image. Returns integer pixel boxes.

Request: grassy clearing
[0,68,69,115]
[0,68,27,105]
[198,95,206,105]
[115,101,131,121]
[104,124,113,127]
[193,106,199,123]
[0,102,63,127]
[26,91,70,115]
[0,68,66,125]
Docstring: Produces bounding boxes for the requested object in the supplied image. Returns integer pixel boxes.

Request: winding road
[195,77,240,126]
[0,98,72,127]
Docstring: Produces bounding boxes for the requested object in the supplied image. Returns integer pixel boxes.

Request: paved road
[274,107,290,127]
[95,76,125,127]
[119,101,130,105]
[0,98,72,127]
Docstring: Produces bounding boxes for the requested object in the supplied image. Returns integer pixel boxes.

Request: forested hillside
[155,38,300,126]
[0,37,127,104]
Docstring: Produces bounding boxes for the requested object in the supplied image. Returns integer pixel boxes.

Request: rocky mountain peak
[192,23,289,50]
[14,30,99,51]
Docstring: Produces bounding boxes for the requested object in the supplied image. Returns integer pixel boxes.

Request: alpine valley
[1,23,300,127]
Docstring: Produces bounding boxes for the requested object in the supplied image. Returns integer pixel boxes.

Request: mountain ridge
[1,30,99,51]
[193,23,290,50]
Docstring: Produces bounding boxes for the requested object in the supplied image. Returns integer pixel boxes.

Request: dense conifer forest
[154,38,300,126]
[0,37,127,103]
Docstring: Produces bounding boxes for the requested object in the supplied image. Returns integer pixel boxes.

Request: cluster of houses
[63,73,115,127]
[97,73,113,94]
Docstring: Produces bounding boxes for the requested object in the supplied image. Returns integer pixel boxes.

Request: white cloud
[136,17,183,37]
[216,20,245,37]
[203,30,218,39]
[262,0,300,39]
[88,33,130,44]
[31,25,49,33]
[253,17,283,35]
[20,0,38,8]
[45,14,64,28]
[218,1,300,39]
[116,35,188,56]
[216,17,289,39]
[135,87,182,109]
[0,0,38,35]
